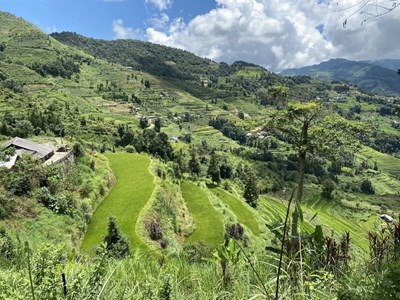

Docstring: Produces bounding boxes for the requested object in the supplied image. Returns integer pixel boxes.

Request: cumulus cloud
[145,0,173,11]
[112,19,142,39]
[144,0,400,71]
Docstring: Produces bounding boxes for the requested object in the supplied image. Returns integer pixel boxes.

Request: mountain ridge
[280,58,400,96]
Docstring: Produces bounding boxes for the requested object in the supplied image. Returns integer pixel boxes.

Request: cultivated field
[81,153,155,253]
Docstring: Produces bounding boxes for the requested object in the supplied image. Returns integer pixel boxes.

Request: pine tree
[103,216,131,259]
[243,170,258,208]
[188,148,201,176]
[154,117,162,133]
[207,152,221,183]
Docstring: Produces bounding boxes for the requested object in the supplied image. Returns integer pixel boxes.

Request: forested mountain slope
[281,58,400,96]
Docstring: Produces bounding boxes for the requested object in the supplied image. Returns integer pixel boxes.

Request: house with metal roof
[0,137,73,169]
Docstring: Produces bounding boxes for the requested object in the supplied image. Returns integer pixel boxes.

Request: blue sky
[0,0,215,39]
[1,0,399,71]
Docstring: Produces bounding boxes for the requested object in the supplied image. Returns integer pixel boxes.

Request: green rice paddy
[181,182,224,245]
[81,153,155,253]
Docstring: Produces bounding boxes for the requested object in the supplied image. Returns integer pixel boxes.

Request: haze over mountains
[281,58,400,96]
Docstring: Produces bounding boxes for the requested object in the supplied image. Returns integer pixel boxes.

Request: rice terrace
[1,3,400,299]
[81,153,155,253]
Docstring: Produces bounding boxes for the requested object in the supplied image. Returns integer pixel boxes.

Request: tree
[188,148,201,176]
[139,117,149,129]
[267,84,289,107]
[360,179,375,194]
[271,101,366,239]
[207,152,221,183]
[154,117,162,133]
[321,179,335,199]
[243,169,258,208]
[103,216,131,259]
[13,120,33,138]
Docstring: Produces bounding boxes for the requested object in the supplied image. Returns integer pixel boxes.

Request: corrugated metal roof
[2,137,54,158]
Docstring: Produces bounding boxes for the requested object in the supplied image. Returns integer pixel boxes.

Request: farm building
[0,137,74,169]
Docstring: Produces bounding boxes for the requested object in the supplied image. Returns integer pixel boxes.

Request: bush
[73,142,84,157]
[148,220,163,241]
[361,179,375,194]
[125,145,136,153]
[9,175,31,196]
[321,179,335,199]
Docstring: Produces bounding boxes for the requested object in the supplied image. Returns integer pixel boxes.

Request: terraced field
[81,153,155,253]
[304,197,369,252]
[181,182,224,245]
[210,187,260,236]
[359,146,400,177]
[261,196,370,253]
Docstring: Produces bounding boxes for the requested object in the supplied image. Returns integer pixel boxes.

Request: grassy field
[181,182,224,245]
[81,153,155,253]
[209,187,260,236]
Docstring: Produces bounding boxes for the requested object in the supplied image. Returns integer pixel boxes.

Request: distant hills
[281,58,400,96]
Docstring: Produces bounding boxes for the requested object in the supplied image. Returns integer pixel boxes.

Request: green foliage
[139,117,148,129]
[321,179,335,199]
[73,142,85,157]
[13,119,33,138]
[0,227,14,262]
[183,241,215,263]
[188,149,201,176]
[373,260,400,300]
[361,179,375,194]
[31,57,80,79]
[103,216,131,259]
[243,169,258,208]
[207,152,221,183]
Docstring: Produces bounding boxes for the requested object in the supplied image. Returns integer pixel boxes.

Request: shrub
[73,142,84,157]
[148,220,163,241]
[9,175,31,196]
[361,179,374,194]
[226,223,249,246]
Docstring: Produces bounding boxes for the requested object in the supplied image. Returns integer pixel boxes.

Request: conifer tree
[243,170,258,208]
[207,152,221,183]
[103,216,131,259]
[188,148,201,176]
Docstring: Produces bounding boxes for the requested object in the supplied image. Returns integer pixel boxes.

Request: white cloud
[145,0,173,11]
[145,0,400,71]
[149,13,170,29]
[112,19,142,39]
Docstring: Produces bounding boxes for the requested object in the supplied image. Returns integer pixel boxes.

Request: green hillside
[1,11,400,299]
[281,58,400,96]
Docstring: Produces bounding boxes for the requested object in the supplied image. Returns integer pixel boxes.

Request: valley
[0,10,399,299]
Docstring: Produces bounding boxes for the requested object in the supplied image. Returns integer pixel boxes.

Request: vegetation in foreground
[0,10,399,299]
